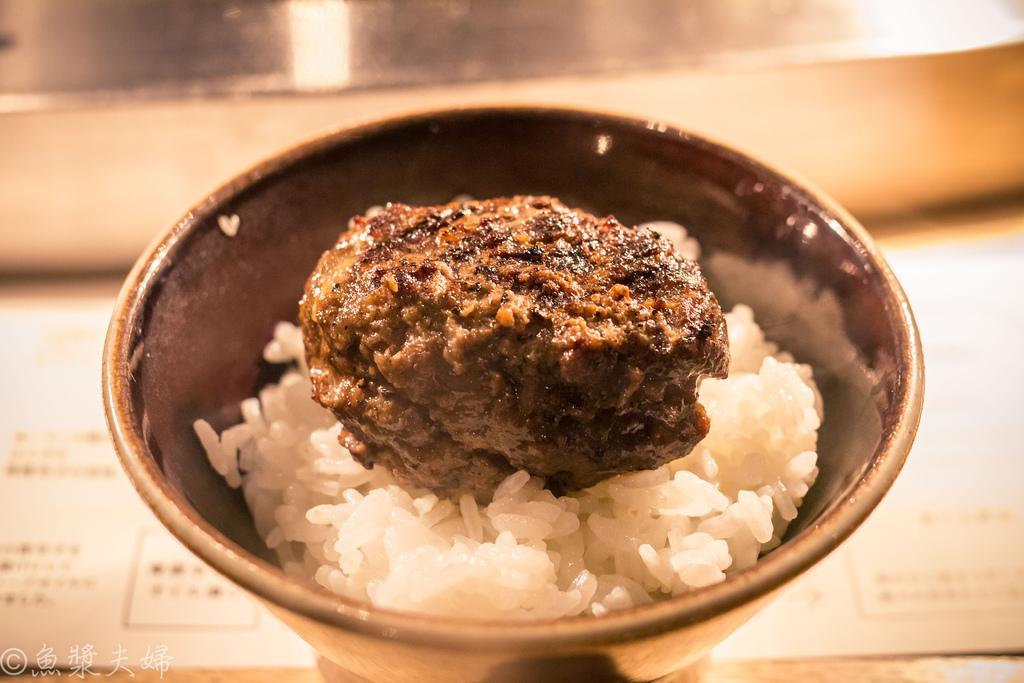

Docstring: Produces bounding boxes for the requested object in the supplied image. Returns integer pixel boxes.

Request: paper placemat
[2,229,1022,669]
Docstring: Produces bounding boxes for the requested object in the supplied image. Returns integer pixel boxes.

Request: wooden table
[10,656,1023,682]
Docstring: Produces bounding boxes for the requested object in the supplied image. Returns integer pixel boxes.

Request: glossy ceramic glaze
[102,108,923,683]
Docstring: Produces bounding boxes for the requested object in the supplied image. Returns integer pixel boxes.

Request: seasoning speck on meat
[300,196,729,498]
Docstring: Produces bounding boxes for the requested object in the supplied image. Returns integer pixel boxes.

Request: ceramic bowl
[103,107,923,683]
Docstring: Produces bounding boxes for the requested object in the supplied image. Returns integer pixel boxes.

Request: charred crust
[300,196,730,499]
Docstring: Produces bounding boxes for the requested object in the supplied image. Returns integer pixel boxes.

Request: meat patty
[300,196,729,498]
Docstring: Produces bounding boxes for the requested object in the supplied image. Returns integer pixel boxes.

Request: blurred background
[2,0,1023,272]
[2,0,1024,679]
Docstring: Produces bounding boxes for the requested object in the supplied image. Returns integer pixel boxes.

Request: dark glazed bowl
[103,107,923,683]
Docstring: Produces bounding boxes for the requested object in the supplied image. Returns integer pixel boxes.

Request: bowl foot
[317,656,374,683]
[317,653,709,683]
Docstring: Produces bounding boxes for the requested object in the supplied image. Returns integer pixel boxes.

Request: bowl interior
[114,108,913,598]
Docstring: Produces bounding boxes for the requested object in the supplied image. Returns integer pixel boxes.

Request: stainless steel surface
[2,0,1023,113]
[4,41,1024,272]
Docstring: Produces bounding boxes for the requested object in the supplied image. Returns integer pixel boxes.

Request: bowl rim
[102,104,923,648]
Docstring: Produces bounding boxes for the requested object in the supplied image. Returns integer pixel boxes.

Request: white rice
[195,229,822,620]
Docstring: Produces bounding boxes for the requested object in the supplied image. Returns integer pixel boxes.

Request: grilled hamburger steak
[300,196,729,498]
